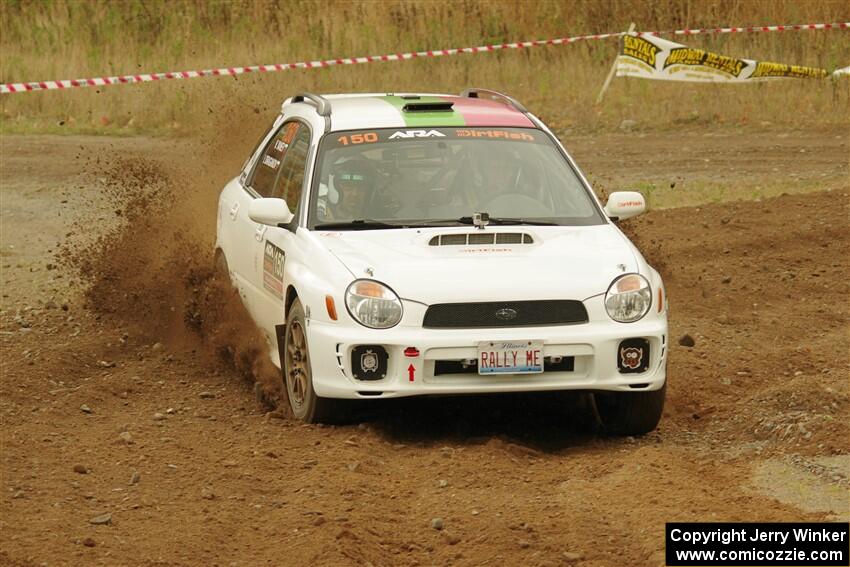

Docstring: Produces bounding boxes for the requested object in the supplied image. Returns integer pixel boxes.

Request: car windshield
[308,127,605,228]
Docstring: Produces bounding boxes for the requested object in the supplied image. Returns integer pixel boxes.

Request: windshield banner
[615,33,829,82]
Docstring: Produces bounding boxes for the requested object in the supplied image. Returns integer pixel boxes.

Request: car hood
[314,225,637,304]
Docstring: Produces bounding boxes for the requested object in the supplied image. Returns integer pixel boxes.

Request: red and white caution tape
[2,22,847,94]
[641,21,848,36]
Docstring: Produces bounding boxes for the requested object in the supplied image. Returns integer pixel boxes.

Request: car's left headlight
[605,274,651,323]
[345,279,403,329]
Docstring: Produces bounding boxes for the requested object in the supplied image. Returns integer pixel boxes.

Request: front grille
[423,300,588,328]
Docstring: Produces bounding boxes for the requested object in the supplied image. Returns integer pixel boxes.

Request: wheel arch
[285,285,299,318]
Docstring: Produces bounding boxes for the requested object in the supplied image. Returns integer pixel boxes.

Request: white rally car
[216,90,668,434]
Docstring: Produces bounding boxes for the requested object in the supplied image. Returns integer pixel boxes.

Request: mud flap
[275,324,287,380]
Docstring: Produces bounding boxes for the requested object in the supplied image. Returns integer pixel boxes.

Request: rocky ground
[1,125,848,566]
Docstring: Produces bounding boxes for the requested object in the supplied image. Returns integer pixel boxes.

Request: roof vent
[403,102,454,113]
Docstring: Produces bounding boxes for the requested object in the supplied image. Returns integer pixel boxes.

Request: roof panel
[327,96,405,131]
[320,93,534,131]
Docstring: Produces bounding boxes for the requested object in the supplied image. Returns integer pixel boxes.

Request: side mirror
[604,191,646,221]
[248,198,294,227]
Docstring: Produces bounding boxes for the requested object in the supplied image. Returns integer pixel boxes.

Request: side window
[249,122,301,198]
[272,126,311,212]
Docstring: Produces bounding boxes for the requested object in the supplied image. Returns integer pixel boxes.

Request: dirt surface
[1,126,848,567]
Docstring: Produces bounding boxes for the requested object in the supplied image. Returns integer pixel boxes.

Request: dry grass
[1,0,849,134]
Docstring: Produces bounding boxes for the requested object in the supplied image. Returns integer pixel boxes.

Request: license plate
[477,341,543,375]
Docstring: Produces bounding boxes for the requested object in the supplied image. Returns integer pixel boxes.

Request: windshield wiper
[314,219,404,230]
[403,217,560,227]
[486,217,560,226]
[402,217,475,227]
[315,217,560,230]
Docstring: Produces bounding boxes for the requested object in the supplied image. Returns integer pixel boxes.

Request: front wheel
[593,383,666,436]
[283,299,348,423]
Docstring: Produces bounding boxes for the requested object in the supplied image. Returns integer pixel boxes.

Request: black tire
[594,382,666,436]
[283,299,348,423]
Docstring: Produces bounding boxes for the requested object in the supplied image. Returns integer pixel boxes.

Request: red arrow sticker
[407,364,416,382]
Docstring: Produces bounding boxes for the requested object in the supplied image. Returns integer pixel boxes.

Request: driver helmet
[331,159,376,199]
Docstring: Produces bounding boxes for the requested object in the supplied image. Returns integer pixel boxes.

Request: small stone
[312,516,326,527]
[199,391,215,399]
[165,407,175,414]
[151,342,163,351]
[793,371,803,376]
[130,471,140,485]
[12,490,25,499]
[720,377,732,385]
[80,404,92,414]
[222,459,237,467]
[201,487,215,500]
[562,551,583,562]
[431,518,444,530]
[678,334,696,347]
[347,462,360,472]
[153,412,165,421]
[82,537,96,547]
[89,513,112,525]
[721,276,732,284]
[443,532,461,545]
[437,479,448,488]
[118,431,133,444]
[73,464,89,474]
[619,119,638,132]
[518,539,531,549]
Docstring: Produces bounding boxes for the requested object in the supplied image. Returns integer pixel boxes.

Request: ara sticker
[388,129,446,139]
[262,241,285,298]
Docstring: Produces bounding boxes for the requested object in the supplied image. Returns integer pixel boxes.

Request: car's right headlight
[605,274,651,323]
[345,279,403,329]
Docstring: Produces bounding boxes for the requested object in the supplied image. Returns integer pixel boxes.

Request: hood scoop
[428,232,534,246]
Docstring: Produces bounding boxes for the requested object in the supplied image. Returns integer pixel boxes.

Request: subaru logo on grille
[495,308,518,321]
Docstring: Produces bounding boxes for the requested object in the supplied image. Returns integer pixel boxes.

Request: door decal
[262,241,285,298]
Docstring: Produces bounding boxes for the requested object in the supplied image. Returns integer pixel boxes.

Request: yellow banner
[616,34,829,82]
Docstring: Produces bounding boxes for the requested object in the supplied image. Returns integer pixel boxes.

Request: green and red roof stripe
[379,95,533,128]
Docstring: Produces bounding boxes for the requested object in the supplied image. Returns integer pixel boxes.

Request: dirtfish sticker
[262,241,285,298]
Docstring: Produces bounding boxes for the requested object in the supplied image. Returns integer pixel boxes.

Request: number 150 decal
[263,241,285,299]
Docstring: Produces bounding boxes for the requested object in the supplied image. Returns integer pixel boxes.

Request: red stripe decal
[442,96,533,127]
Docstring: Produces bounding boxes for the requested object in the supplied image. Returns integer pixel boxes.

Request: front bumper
[306,315,668,400]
